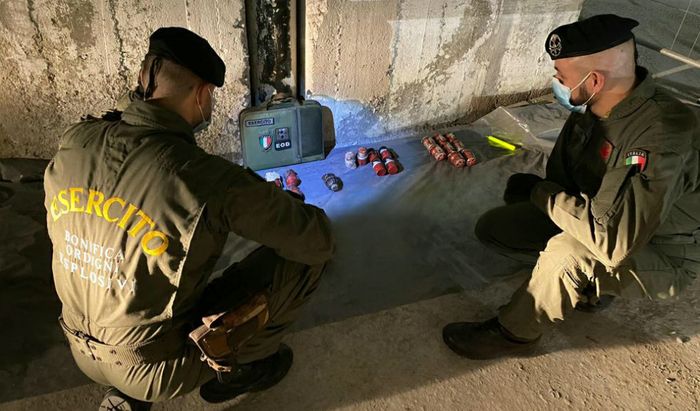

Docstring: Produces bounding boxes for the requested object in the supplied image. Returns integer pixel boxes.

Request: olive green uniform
[44,99,334,401]
[476,68,700,340]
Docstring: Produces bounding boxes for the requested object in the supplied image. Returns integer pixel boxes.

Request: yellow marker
[487,135,518,151]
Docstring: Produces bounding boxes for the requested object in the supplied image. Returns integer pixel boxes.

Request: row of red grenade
[421,133,477,168]
[346,146,400,176]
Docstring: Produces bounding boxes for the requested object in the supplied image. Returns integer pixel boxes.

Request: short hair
[140,54,203,99]
[570,38,636,82]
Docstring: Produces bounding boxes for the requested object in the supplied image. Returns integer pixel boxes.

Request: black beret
[545,14,639,60]
[148,27,226,87]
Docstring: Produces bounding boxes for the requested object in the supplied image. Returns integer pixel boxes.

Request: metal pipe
[637,38,700,70]
[244,0,260,106]
[297,0,305,100]
[653,64,692,79]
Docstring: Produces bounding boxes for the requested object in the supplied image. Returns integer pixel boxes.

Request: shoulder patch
[625,149,648,172]
[599,140,613,161]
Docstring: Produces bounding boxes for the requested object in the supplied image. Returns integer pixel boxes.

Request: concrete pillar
[0,0,249,160]
[0,0,584,161]
[305,0,584,147]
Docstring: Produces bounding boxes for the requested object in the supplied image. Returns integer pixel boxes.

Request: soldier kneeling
[45,27,334,410]
[443,15,699,359]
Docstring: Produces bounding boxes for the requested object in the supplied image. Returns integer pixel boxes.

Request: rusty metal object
[436,134,465,168]
[446,133,477,167]
[322,173,342,191]
[345,151,357,169]
[285,169,301,187]
[357,147,370,166]
[379,146,399,174]
[421,136,446,161]
[368,149,387,176]
[445,133,478,167]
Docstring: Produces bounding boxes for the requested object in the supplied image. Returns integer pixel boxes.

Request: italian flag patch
[625,150,648,171]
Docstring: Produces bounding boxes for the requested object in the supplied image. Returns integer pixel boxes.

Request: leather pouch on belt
[189,293,269,372]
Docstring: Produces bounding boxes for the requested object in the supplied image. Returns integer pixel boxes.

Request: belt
[59,316,186,367]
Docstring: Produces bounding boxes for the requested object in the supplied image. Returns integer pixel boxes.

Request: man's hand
[503,173,544,204]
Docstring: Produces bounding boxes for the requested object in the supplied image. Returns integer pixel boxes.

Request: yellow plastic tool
[486,135,518,151]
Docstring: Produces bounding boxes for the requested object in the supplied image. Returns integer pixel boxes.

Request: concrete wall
[306,0,584,146]
[0,0,584,160]
[0,0,249,160]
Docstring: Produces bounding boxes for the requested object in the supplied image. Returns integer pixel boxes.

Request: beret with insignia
[545,14,639,60]
[148,27,226,87]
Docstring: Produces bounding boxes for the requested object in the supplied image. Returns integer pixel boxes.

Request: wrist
[530,181,564,213]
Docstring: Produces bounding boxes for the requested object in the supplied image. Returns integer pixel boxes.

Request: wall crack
[26,0,57,89]
[107,0,130,89]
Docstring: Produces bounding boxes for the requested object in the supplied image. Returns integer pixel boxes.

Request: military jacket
[532,67,700,269]
[44,100,334,345]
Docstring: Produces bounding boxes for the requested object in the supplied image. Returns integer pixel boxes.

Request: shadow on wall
[322,106,336,156]
[309,88,551,149]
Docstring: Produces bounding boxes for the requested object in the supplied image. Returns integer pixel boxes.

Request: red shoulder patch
[599,140,613,161]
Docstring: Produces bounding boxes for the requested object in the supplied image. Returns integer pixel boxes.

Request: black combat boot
[575,286,615,313]
[99,387,151,411]
[199,343,294,404]
[442,317,540,360]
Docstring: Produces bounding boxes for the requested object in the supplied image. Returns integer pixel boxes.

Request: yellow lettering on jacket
[49,188,170,257]
[141,231,169,256]
[128,210,155,238]
[117,204,138,230]
[69,188,84,212]
[103,197,126,223]
[57,190,70,214]
[85,190,104,217]
[50,198,61,222]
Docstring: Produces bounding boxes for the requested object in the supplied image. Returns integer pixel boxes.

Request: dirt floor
[2,276,700,410]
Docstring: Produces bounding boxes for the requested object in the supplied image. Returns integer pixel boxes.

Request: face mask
[193,88,215,133]
[551,72,595,114]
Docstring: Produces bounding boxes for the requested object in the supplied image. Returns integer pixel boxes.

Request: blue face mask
[551,72,595,114]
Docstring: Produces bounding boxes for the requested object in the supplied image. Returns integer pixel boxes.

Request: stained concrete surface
[306,0,585,147]
[245,0,295,105]
[0,0,250,160]
[2,0,698,161]
[0,0,586,162]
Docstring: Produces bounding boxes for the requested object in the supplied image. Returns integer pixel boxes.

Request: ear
[195,82,211,105]
[138,65,146,90]
[589,71,605,94]
[139,70,148,91]
[138,58,153,91]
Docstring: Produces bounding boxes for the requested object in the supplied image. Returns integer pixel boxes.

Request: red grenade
[379,147,399,174]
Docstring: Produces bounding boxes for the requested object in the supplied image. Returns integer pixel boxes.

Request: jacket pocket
[591,166,636,224]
